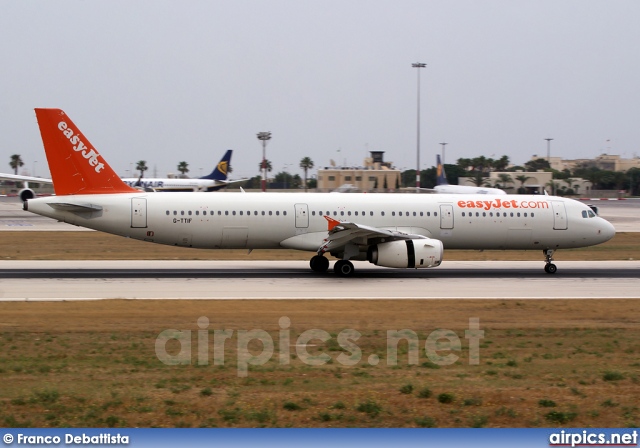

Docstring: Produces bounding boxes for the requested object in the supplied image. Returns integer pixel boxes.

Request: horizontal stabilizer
[47,202,103,212]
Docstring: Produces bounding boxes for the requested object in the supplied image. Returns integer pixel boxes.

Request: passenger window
[476,212,479,217]
[196,211,199,215]
[392,212,396,216]
[283,211,287,216]
[181,211,185,215]
[225,211,229,216]
[239,211,243,216]
[510,212,514,217]
[381,212,385,216]
[517,212,521,217]
[370,211,373,216]
[348,211,351,216]
[462,212,465,217]
[434,212,437,216]
[269,211,272,216]
[262,211,265,216]
[427,212,430,216]
[341,211,344,216]
[173,211,177,215]
[166,211,170,215]
[188,211,192,216]
[420,212,423,216]
[531,212,535,217]
[232,211,236,216]
[218,211,222,215]
[482,212,486,217]
[413,212,416,216]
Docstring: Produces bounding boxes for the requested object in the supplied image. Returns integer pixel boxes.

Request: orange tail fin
[34,108,139,195]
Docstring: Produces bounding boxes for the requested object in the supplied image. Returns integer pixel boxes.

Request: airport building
[316,151,401,192]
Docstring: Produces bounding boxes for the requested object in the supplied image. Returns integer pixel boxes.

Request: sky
[1,1,639,180]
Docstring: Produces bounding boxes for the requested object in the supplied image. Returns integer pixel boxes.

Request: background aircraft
[0,150,242,200]
[428,154,507,195]
[24,108,615,276]
[121,150,247,192]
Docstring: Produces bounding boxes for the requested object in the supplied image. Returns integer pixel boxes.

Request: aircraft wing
[0,173,53,184]
[218,178,249,186]
[318,216,429,254]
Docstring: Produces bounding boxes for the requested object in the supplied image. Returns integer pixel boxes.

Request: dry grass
[1,231,638,260]
[0,300,639,428]
[1,231,638,427]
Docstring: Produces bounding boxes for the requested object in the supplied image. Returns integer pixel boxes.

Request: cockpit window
[582,210,597,218]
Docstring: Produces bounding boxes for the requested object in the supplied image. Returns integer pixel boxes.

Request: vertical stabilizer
[201,150,232,181]
[34,109,138,195]
[436,154,449,186]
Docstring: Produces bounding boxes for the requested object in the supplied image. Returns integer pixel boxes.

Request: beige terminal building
[316,151,401,192]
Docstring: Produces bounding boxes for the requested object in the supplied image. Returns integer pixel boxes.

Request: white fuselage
[26,192,614,255]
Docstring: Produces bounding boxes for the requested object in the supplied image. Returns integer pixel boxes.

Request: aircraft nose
[599,219,616,242]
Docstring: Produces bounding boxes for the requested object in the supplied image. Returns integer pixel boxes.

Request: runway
[1,260,638,301]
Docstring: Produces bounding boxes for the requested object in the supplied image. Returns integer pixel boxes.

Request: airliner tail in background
[201,150,232,181]
[433,154,506,195]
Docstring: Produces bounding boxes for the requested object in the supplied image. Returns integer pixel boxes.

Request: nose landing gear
[543,249,557,274]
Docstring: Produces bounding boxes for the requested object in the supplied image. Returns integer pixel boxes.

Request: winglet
[324,215,341,231]
[34,108,138,196]
[201,150,232,181]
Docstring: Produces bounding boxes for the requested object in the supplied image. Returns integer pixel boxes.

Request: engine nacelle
[367,239,443,269]
[18,188,35,202]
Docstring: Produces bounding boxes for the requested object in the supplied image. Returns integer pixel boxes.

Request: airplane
[430,154,507,195]
[121,150,247,192]
[24,108,615,276]
[0,150,242,201]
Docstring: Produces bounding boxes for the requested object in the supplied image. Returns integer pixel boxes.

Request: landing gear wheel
[334,260,355,277]
[543,249,557,274]
[310,255,330,273]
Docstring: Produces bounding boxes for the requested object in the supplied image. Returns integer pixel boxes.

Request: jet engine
[367,239,443,269]
[18,188,35,202]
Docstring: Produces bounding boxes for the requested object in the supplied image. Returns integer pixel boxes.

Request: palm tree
[9,154,24,175]
[258,159,273,173]
[136,160,148,179]
[515,174,531,194]
[299,157,314,192]
[546,180,559,196]
[497,173,514,190]
[177,161,189,176]
[493,155,510,171]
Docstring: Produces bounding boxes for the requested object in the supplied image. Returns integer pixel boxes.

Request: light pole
[257,132,272,192]
[439,142,447,165]
[545,138,553,162]
[412,62,426,192]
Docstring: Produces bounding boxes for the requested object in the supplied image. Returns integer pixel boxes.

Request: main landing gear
[333,260,355,277]
[309,255,355,277]
[310,255,330,273]
[543,249,557,274]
